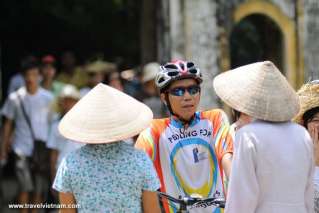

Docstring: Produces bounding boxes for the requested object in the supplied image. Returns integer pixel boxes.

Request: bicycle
[157,191,225,213]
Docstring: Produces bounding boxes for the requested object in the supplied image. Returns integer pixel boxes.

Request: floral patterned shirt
[53,141,160,213]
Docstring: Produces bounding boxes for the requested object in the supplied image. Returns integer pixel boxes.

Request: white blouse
[226,120,314,213]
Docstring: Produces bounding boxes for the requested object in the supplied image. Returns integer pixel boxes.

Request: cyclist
[135,60,233,213]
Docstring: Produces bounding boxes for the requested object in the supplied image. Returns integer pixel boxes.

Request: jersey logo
[193,148,208,163]
[193,148,199,163]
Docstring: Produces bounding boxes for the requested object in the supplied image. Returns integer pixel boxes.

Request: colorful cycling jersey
[136,109,233,213]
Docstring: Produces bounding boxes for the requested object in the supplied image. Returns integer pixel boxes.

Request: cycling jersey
[136,109,233,213]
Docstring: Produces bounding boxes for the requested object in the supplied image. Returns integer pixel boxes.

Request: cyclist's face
[163,79,200,121]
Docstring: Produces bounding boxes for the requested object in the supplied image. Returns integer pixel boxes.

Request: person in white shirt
[229,109,252,139]
[8,73,24,95]
[47,85,84,177]
[294,80,319,212]
[213,61,314,213]
[1,59,54,213]
[7,55,39,95]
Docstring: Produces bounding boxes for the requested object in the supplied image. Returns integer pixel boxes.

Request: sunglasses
[168,85,201,96]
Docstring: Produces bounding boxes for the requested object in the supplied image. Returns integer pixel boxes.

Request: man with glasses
[135,60,233,213]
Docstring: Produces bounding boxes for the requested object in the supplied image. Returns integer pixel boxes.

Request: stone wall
[185,0,220,110]
[167,0,221,109]
[304,0,319,80]
[158,0,314,108]
[270,0,295,19]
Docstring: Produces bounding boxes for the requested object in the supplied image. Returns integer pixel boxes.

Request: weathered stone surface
[270,0,295,19]
[304,0,319,80]
[157,0,315,107]
[183,0,220,109]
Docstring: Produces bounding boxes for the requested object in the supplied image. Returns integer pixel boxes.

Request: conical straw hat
[293,81,319,124]
[85,60,116,74]
[213,61,299,122]
[51,84,81,114]
[142,62,160,83]
[58,83,153,143]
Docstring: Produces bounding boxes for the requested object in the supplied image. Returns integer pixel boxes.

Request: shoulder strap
[17,93,36,140]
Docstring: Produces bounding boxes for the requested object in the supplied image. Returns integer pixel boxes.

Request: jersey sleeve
[214,110,233,161]
[204,109,233,162]
[135,128,156,161]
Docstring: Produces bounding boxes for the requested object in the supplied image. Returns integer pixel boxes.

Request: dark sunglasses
[168,85,201,96]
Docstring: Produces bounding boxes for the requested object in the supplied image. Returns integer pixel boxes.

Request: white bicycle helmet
[155,60,203,92]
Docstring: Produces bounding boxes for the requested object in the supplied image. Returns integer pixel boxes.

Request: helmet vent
[164,64,178,70]
[187,62,194,68]
[167,71,179,77]
[180,63,185,70]
[189,68,197,74]
[158,77,165,84]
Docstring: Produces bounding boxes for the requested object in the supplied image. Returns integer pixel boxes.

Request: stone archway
[230,14,284,72]
[229,1,301,88]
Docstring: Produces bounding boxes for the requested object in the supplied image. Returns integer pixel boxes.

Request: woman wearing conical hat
[294,80,319,213]
[213,61,314,213]
[52,83,161,213]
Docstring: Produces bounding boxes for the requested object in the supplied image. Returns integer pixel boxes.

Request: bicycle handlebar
[157,192,226,209]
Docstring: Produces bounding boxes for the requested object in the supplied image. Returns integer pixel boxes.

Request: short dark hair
[232,109,241,122]
[303,107,319,128]
[21,56,39,75]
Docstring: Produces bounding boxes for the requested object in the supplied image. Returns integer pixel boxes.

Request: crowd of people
[0,56,318,213]
[0,51,166,213]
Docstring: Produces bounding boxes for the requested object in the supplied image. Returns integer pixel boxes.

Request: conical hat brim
[59,83,153,143]
[293,83,319,124]
[213,61,299,122]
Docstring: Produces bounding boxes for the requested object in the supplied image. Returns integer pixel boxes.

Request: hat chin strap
[164,92,195,126]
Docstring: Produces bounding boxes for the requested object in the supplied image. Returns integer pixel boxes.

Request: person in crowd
[294,80,319,212]
[55,51,87,88]
[40,54,65,97]
[1,58,54,213]
[52,83,161,213]
[121,67,143,99]
[135,60,233,213]
[140,62,167,118]
[105,69,124,92]
[80,59,115,97]
[46,84,83,207]
[47,85,83,179]
[213,61,314,213]
[7,55,37,95]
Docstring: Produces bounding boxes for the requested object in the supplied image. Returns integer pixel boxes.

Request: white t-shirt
[47,119,84,169]
[1,87,54,156]
[8,73,24,95]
